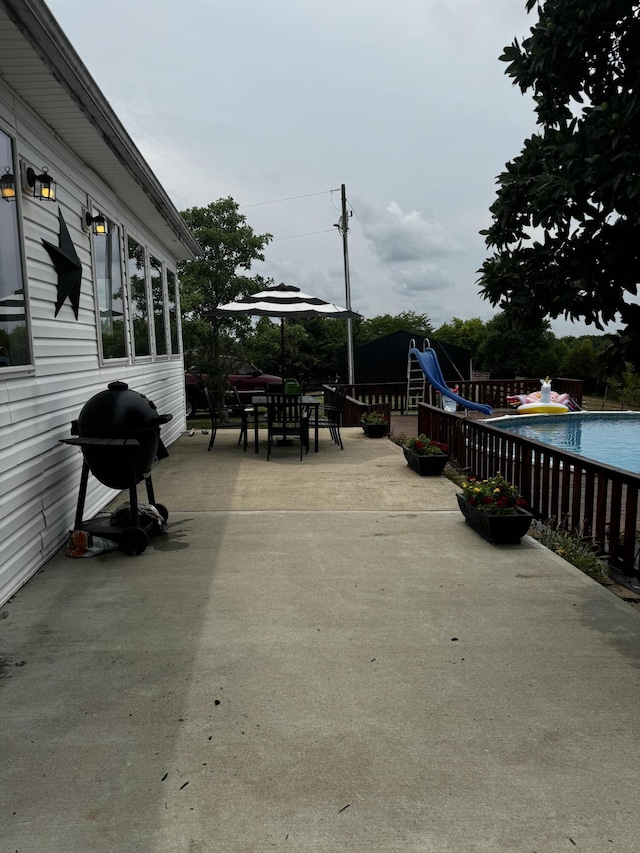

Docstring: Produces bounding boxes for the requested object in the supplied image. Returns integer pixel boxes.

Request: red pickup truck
[185,361,283,418]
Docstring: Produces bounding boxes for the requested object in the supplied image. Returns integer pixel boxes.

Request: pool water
[491,412,640,474]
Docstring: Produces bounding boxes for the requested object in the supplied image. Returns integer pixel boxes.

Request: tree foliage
[178,198,272,401]
[435,313,563,377]
[245,316,347,386]
[356,311,433,344]
[434,317,487,356]
[179,197,272,321]
[243,311,435,387]
[478,0,640,370]
[475,311,562,377]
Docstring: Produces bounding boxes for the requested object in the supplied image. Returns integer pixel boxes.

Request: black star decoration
[42,207,82,320]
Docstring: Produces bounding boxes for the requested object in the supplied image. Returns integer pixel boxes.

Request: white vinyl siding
[0,75,188,606]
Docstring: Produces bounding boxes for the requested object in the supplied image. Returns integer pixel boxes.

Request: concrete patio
[2,425,640,852]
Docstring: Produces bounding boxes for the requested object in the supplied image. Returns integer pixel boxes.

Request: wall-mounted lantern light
[25,165,57,201]
[1,167,16,201]
[83,208,108,236]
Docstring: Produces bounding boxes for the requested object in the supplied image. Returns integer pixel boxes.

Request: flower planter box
[360,421,388,438]
[403,446,448,476]
[456,493,533,545]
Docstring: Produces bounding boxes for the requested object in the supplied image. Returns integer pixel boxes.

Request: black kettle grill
[61,381,172,555]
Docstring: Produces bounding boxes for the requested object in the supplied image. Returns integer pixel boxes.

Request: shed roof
[0,0,201,261]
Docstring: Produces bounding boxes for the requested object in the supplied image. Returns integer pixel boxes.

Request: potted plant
[360,410,389,438]
[402,434,449,476]
[457,472,533,544]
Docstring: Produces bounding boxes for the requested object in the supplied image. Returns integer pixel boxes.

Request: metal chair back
[265,392,309,460]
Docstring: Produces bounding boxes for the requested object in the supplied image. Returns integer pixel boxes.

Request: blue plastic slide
[409,348,493,415]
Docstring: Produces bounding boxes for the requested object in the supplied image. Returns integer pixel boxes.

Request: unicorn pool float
[507,377,574,414]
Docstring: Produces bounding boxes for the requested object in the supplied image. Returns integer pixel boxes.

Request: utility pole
[337,183,355,385]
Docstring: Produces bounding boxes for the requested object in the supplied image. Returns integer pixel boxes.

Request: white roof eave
[1,0,201,261]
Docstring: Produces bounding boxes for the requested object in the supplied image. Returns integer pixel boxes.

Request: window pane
[127,236,150,357]
[150,255,167,355]
[95,219,126,359]
[167,270,179,354]
[0,130,30,368]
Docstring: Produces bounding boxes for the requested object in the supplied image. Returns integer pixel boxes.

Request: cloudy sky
[47,0,593,337]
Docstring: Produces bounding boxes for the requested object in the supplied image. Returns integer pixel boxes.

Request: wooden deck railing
[323,385,392,428]
[451,377,583,409]
[340,382,407,416]
[325,378,583,420]
[417,401,640,577]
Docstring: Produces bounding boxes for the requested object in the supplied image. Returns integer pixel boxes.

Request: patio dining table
[251,394,321,453]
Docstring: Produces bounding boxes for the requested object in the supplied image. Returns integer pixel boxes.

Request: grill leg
[128,468,140,528]
[144,473,156,505]
[142,472,169,522]
[74,461,90,528]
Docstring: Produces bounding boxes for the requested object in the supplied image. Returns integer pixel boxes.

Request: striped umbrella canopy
[215,283,361,378]
[216,282,360,319]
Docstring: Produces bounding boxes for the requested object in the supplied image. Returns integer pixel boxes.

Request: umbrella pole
[276,317,294,445]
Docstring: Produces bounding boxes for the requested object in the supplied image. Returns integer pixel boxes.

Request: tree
[356,311,433,344]
[558,336,606,391]
[477,311,562,378]
[243,310,434,387]
[245,316,349,386]
[434,317,487,363]
[478,0,640,371]
[179,198,272,403]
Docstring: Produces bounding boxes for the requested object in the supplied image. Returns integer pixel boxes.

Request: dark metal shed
[337,330,471,384]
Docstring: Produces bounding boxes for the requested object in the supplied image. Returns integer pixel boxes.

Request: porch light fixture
[83,208,108,236]
[1,167,16,201]
[25,165,57,201]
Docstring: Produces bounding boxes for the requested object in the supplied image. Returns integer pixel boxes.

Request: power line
[239,186,424,314]
[240,189,340,209]
[273,228,335,242]
[348,203,422,315]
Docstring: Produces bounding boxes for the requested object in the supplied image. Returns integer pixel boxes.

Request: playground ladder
[405,338,427,412]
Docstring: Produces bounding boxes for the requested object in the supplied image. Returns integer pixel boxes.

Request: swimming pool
[490,412,640,474]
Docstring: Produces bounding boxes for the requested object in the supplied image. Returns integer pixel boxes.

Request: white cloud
[355,199,463,263]
[45,0,602,338]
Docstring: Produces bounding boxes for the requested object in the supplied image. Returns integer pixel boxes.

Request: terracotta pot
[402,446,448,476]
[456,493,532,544]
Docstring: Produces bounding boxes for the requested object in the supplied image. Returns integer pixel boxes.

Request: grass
[528,521,611,584]
[186,417,210,430]
[186,415,248,431]
[582,394,627,411]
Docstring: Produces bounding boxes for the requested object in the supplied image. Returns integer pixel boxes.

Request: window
[0,130,30,368]
[127,236,150,357]
[150,255,167,356]
[94,215,126,359]
[167,269,179,355]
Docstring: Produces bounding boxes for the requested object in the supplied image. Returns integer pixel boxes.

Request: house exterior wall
[0,76,188,605]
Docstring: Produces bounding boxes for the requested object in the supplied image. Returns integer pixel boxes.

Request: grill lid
[72,381,173,436]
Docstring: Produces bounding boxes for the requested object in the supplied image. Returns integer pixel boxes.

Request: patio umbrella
[215,283,361,379]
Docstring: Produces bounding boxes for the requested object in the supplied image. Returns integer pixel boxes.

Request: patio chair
[310,386,346,449]
[266,393,309,460]
[224,386,255,450]
[203,387,218,451]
